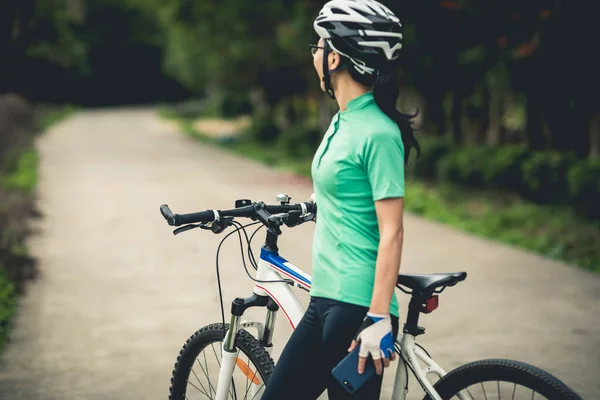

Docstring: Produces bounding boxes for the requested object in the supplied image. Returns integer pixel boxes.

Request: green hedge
[413,136,600,219]
[0,97,71,354]
[568,158,600,220]
[168,114,600,272]
[408,135,453,179]
[521,150,579,204]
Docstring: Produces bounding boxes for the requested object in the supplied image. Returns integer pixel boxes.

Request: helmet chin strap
[322,40,349,100]
[322,41,336,100]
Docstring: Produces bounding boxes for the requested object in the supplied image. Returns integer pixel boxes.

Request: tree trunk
[451,90,463,145]
[487,88,506,146]
[526,94,546,150]
[590,112,600,159]
[420,87,445,136]
[476,83,491,145]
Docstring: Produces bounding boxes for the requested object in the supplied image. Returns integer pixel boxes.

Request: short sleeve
[361,130,405,201]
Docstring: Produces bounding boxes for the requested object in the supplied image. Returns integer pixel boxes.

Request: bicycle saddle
[397,272,467,295]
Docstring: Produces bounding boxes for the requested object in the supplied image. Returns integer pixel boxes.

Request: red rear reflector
[424,295,439,313]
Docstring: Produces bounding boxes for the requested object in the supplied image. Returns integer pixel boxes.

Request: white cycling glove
[354,312,395,360]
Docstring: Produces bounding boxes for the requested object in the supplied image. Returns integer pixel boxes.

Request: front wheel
[424,359,583,400]
[169,323,275,400]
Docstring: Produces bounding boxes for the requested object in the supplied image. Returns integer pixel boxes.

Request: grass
[0,104,74,354]
[163,112,600,273]
[0,149,38,192]
[404,181,600,271]
[0,270,16,354]
[36,104,77,131]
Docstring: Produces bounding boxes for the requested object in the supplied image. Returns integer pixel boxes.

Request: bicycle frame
[213,246,470,400]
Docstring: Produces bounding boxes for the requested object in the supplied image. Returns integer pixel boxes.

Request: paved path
[0,108,598,399]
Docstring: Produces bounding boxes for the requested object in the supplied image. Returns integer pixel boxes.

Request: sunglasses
[309,44,324,55]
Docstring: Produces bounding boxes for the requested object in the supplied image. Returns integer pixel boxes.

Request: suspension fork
[214,294,273,400]
[261,298,279,353]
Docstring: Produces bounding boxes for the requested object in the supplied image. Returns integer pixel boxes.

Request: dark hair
[345,62,421,165]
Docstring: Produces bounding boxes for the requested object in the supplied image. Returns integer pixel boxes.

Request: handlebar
[159,200,317,227]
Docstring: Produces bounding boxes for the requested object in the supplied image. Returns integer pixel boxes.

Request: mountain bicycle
[160,194,583,400]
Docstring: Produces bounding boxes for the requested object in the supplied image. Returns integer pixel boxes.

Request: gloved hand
[348,312,396,375]
[309,193,317,222]
[283,193,317,228]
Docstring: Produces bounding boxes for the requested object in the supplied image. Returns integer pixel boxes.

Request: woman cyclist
[262,0,420,398]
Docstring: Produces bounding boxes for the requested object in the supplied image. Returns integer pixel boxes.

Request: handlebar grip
[160,204,177,226]
[177,210,215,225]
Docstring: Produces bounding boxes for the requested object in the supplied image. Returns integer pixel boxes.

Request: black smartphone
[331,345,377,394]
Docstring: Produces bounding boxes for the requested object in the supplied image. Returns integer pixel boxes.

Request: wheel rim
[183,338,267,400]
[447,380,551,400]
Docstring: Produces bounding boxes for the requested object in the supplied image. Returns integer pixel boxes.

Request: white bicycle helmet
[314,0,403,91]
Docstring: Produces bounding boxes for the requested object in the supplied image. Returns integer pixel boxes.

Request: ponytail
[373,72,421,165]
[346,62,421,165]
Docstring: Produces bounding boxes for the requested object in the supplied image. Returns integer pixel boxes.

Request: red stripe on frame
[255,285,296,330]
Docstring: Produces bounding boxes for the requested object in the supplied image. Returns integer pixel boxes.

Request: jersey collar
[342,91,375,114]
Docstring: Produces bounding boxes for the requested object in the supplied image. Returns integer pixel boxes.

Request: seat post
[403,295,425,336]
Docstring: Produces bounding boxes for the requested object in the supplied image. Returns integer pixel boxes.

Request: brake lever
[211,217,234,234]
[284,210,316,228]
[173,224,204,235]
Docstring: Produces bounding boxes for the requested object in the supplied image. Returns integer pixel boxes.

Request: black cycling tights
[261,296,399,400]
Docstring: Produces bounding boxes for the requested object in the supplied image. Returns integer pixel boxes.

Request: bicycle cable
[231,220,293,286]
[246,224,264,270]
[213,219,294,335]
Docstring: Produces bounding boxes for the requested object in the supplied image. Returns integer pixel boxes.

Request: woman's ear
[329,51,340,71]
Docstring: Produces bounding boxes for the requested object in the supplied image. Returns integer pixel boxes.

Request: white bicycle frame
[213,247,471,400]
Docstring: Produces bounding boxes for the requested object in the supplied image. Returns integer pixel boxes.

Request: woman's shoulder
[356,104,401,136]
[357,109,402,144]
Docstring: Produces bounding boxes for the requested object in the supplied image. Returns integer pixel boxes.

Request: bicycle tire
[169,323,275,400]
[423,358,582,400]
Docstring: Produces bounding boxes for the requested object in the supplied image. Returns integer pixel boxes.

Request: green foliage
[245,110,281,144]
[170,115,600,273]
[35,104,77,131]
[568,159,600,220]
[409,135,454,179]
[482,145,529,192]
[209,91,253,118]
[405,179,600,272]
[0,150,38,192]
[0,269,16,354]
[436,146,496,187]
[521,150,579,203]
[21,0,89,72]
[277,124,321,161]
[0,98,69,355]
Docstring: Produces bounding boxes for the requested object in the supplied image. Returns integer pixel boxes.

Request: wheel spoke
[465,386,475,400]
[175,332,273,400]
[512,383,516,400]
[249,384,266,400]
[231,376,238,400]
[244,356,250,396]
[186,378,211,398]
[481,382,489,400]
[498,381,500,400]
[212,343,222,368]
[203,350,215,396]
[196,356,218,397]
[243,363,261,400]
[189,367,212,398]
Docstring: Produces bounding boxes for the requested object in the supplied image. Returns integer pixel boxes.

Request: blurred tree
[2,0,87,96]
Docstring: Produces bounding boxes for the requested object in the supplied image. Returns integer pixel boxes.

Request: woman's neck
[333,74,372,112]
